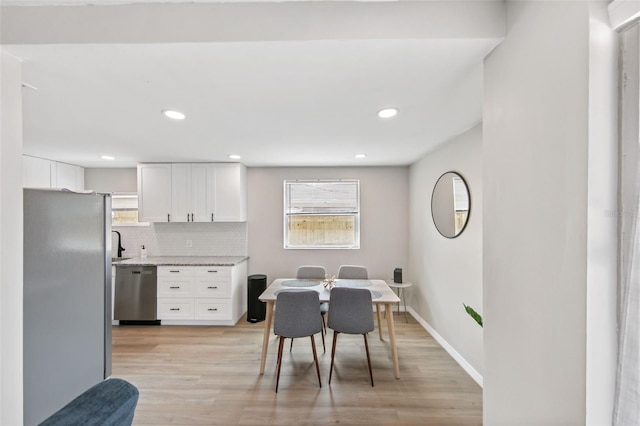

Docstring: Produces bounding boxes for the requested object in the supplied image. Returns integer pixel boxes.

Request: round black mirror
[431,171,470,238]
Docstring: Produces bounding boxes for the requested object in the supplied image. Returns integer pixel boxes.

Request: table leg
[376,304,383,340]
[259,301,274,375]
[402,288,408,323]
[385,302,400,379]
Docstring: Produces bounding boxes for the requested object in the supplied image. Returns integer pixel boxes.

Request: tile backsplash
[112,222,247,257]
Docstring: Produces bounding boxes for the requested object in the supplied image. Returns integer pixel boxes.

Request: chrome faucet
[112,230,125,258]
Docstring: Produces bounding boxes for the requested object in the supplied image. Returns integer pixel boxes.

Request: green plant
[463,304,483,327]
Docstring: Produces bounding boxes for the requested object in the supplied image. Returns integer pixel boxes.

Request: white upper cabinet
[138,163,246,223]
[55,161,84,191]
[170,163,216,222]
[213,163,247,222]
[171,163,193,223]
[23,155,84,191]
[137,163,172,222]
[191,163,217,222]
[23,156,55,188]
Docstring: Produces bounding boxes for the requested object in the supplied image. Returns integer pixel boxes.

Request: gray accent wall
[89,166,409,276]
[247,167,409,281]
[409,124,483,379]
[85,168,137,193]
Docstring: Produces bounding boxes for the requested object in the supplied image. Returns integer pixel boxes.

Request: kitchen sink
[112,257,131,263]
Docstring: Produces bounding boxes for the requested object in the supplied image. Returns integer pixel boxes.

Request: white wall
[247,167,408,281]
[483,2,617,424]
[586,4,618,424]
[409,124,483,380]
[0,51,24,425]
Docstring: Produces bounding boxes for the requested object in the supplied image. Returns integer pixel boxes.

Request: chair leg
[275,336,286,393]
[290,338,294,352]
[363,333,374,387]
[329,331,339,384]
[318,313,325,353]
[310,336,322,388]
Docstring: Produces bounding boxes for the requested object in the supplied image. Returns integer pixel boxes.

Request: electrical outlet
[186,239,193,248]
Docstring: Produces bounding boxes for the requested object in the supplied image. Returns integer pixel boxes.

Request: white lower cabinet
[158,298,195,320]
[157,261,247,325]
[194,299,231,320]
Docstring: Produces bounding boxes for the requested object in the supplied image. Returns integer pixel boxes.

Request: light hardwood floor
[111,313,482,425]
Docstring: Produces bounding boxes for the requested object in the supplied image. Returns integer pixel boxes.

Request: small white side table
[386,280,413,323]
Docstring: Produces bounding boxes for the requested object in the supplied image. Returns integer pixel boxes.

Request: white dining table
[258,278,402,379]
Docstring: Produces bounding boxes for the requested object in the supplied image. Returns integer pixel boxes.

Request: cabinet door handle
[169,286,180,289]
[170,308,180,311]
[170,270,180,273]
[211,213,214,222]
[208,308,218,311]
[168,213,171,222]
[207,270,218,273]
[191,213,194,222]
[207,286,218,289]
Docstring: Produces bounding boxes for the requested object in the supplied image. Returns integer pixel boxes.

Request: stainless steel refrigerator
[23,188,112,425]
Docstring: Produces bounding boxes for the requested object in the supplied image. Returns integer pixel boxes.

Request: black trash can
[247,274,267,323]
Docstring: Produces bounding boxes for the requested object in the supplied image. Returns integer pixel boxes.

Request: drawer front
[193,267,231,280]
[194,280,231,298]
[158,267,195,277]
[157,298,195,319]
[157,280,194,298]
[194,299,231,320]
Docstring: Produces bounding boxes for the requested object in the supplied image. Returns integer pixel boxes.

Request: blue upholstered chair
[327,287,375,386]
[273,290,323,392]
[40,378,139,426]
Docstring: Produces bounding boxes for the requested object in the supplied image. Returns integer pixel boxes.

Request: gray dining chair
[296,265,326,280]
[273,290,323,392]
[327,287,375,386]
[337,265,368,279]
[293,266,327,351]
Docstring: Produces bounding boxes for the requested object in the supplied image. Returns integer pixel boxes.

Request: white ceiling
[1,1,504,168]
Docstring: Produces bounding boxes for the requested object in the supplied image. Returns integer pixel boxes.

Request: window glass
[111,193,147,226]
[284,180,360,249]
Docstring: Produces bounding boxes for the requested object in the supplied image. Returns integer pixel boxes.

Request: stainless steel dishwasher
[114,265,159,325]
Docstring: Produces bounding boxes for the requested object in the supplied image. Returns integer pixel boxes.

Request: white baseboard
[407,307,483,388]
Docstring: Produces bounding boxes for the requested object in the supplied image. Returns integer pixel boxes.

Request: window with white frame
[111,193,147,226]
[284,180,360,249]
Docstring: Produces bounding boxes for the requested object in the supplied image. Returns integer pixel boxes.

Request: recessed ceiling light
[377,107,399,119]
[162,109,186,120]
[101,155,115,160]
[228,154,241,160]
[354,154,367,159]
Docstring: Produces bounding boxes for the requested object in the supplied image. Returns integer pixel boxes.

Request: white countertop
[259,278,400,304]
[114,256,248,266]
